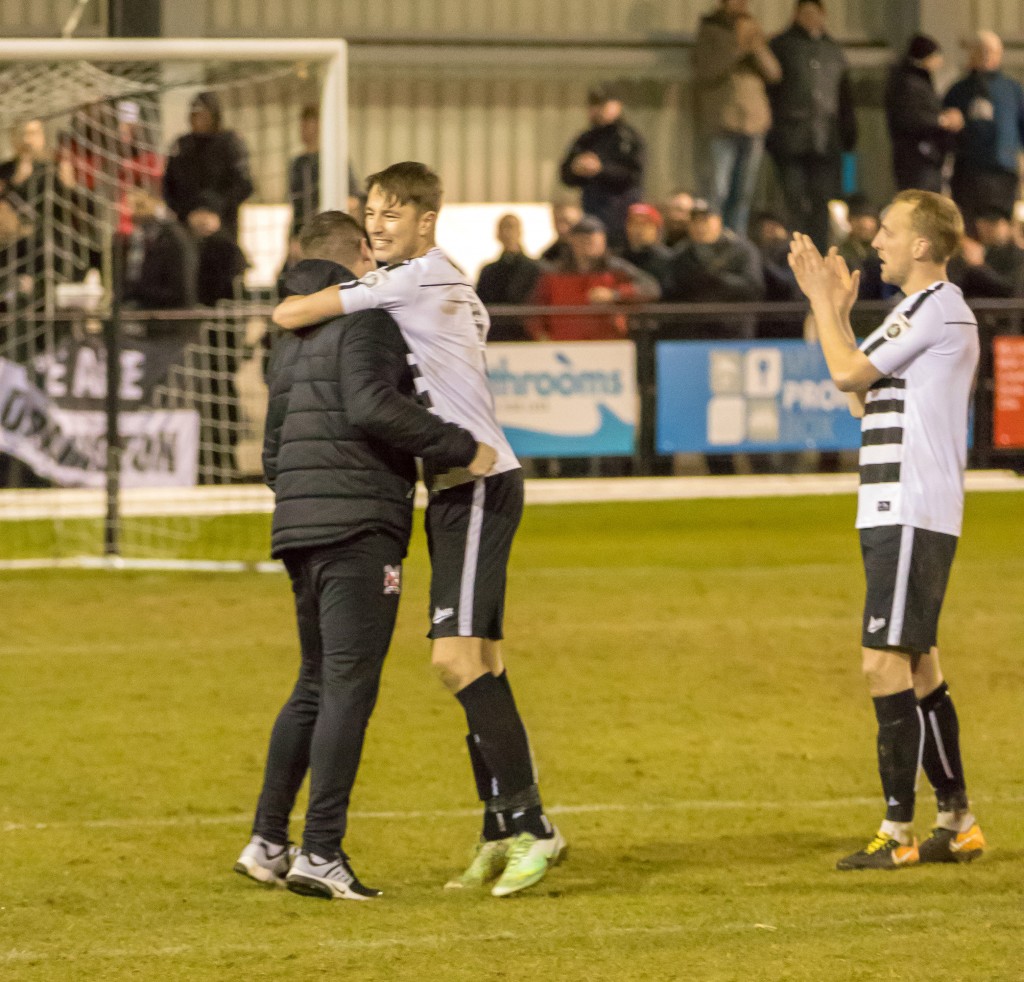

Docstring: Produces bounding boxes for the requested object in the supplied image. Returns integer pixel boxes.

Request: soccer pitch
[1,492,1022,981]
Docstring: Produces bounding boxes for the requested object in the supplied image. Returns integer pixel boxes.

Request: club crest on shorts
[383,564,401,595]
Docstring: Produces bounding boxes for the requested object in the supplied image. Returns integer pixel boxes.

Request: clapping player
[788,190,985,870]
[273,163,565,897]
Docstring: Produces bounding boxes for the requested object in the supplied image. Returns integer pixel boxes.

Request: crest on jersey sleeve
[886,313,913,340]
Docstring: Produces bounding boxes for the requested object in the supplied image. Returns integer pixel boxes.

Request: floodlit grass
[0,513,272,563]
[1,493,1022,981]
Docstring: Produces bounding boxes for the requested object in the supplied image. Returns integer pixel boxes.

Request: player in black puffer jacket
[237,211,492,900]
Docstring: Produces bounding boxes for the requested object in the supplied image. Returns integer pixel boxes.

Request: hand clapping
[787,233,860,316]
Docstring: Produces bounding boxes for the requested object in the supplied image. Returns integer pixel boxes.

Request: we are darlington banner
[0,339,199,488]
[656,340,862,454]
[487,341,637,457]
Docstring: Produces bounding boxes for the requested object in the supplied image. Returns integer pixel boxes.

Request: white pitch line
[7,794,1024,834]
[0,910,931,965]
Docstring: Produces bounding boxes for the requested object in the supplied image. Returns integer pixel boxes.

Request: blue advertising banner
[656,340,862,453]
[488,341,637,457]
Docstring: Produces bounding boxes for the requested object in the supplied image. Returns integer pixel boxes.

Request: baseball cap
[627,203,664,227]
[568,215,607,235]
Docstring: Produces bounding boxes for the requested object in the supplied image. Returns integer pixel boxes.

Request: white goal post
[0,37,349,571]
[0,38,348,210]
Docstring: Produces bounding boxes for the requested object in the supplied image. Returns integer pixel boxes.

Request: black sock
[456,672,551,837]
[918,682,969,813]
[873,689,922,823]
[465,732,513,840]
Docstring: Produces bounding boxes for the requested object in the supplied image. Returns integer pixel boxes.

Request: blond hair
[891,190,964,263]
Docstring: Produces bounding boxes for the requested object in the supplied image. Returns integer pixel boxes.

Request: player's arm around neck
[789,233,882,395]
[272,285,345,330]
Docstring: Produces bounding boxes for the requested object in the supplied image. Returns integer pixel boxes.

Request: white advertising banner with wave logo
[486,341,637,457]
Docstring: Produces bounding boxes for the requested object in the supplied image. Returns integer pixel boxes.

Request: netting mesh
[0,51,332,566]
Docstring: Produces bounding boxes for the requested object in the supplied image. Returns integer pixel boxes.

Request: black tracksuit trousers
[252,532,404,857]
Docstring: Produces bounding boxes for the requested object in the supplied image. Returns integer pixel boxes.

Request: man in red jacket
[527,215,660,341]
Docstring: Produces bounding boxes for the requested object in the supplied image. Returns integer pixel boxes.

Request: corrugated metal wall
[0,0,104,36]
[4,1,1024,210]
[190,0,887,43]
[347,58,689,204]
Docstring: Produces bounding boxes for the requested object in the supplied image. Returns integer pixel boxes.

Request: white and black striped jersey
[856,280,979,536]
[337,247,519,481]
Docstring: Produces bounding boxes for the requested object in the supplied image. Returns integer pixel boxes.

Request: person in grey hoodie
[692,0,781,236]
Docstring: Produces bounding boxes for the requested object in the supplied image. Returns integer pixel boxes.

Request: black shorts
[425,469,524,640]
[859,525,958,654]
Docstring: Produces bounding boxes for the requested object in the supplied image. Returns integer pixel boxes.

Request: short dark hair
[300,104,319,123]
[299,210,367,265]
[365,161,442,215]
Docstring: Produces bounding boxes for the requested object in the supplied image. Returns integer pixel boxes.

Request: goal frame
[0,37,348,572]
[0,37,349,212]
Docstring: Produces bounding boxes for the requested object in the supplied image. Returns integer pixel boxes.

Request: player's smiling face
[364,186,435,264]
[872,201,919,287]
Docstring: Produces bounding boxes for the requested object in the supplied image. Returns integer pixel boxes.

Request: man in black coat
[163,91,254,240]
[235,210,492,900]
[767,0,857,252]
[885,35,964,193]
[476,213,541,342]
[558,83,646,250]
[122,189,198,309]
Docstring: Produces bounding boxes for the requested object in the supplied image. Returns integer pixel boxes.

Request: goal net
[0,38,347,569]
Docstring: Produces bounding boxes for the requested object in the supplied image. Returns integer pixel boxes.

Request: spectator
[749,209,800,302]
[476,213,541,305]
[662,198,765,323]
[114,101,164,235]
[539,201,582,264]
[187,194,248,306]
[621,203,673,291]
[953,207,1024,298]
[0,196,32,314]
[663,189,695,248]
[692,0,781,237]
[287,104,363,237]
[163,91,254,240]
[476,213,541,342]
[527,215,659,341]
[558,84,645,250]
[122,188,197,309]
[767,0,857,252]
[943,31,1024,234]
[885,35,963,193]
[837,194,880,274]
[0,119,49,207]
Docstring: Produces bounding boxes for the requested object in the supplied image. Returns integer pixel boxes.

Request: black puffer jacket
[263,259,477,558]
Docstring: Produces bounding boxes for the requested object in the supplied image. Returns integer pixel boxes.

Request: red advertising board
[993,336,1024,449]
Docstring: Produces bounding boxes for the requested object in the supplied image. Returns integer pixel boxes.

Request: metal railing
[2,298,1021,553]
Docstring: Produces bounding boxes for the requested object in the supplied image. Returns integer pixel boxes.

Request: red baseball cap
[627,203,663,227]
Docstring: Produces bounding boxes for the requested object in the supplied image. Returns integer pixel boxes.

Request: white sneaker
[233,835,295,887]
[286,851,382,901]
[491,827,567,897]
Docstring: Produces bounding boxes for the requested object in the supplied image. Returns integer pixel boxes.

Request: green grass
[1,493,1022,981]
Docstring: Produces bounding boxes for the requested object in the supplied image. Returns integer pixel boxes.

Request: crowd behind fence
[1,301,1021,507]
